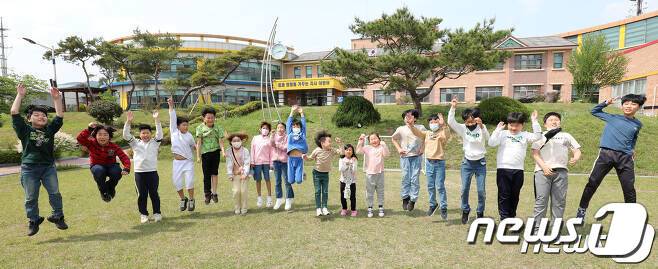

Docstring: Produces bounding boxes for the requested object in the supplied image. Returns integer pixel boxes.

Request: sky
[0,0,653,83]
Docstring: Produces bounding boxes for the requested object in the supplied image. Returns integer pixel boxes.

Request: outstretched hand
[606,97,620,105]
[50,87,61,99]
[152,110,159,119]
[497,121,506,129]
[167,98,174,108]
[475,117,483,127]
[437,113,445,126]
[531,110,538,122]
[450,98,457,109]
[16,83,26,96]
[126,111,134,122]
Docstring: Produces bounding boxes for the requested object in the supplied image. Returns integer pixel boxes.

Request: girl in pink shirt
[271,122,294,210]
[356,132,391,218]
[250,122,274,208]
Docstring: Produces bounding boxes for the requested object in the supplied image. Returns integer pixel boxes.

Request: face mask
[292,127,301,134]
[261,128,269,136]
[231,141,242,148]
[466,124,477,131]
[429,123,440,131]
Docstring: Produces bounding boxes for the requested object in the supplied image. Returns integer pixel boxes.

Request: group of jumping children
[11,83,646,236]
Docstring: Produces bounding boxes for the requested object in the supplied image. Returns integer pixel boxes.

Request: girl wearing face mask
[250,122,275,208]
[227,133,251,215]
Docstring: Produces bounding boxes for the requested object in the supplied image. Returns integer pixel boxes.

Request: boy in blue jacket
[286,105,308,195]
[576,94,646,219]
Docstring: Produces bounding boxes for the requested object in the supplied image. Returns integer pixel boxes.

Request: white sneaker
[240,208,248,215]
[367,208,374,218]
[256,196,263,208]
[273,198,284,210]
[322,207,331,216]
[266,196,273,208]
[285,198,293,211]
[153,213,162,222]
[378,207,385,217]
[140,214,149,224]
[316,208,322,217]
[234,209,241,215]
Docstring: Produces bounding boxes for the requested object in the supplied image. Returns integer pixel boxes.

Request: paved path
[0,157,89,177]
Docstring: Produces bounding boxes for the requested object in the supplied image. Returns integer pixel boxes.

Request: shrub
[79,103,87,111]
[0,113,5,128]
[87,100,123,125]
[477,96,530,124]
[15,131,79,157]
[0,150,22,164]
[332,96,381,127]
[227,101,263,117]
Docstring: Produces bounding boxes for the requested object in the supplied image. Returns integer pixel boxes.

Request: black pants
[579,148,636,209]
[90,163,123,197]
[496,169,524,220]
[201,150,221,197]
[340,182,356,211]
[135,171,160,215]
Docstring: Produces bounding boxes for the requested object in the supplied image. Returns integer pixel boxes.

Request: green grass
[0,158,656,268]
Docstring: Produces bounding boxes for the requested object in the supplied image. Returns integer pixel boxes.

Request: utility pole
[632,0,644,16]
[0,17,8,77]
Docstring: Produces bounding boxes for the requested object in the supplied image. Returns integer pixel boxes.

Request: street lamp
[23,37,57,87]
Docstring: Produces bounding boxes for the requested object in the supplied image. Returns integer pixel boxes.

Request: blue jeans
[273,161,294,199]
[460,158,487,214]
[252,164,271,181]
[400,155,422,202]
[20,164,63,222]
[90,163,123,196]
[287,156,304,184]
[426,159,447,209]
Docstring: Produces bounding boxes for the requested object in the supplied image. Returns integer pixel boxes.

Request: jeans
[20,164,63,222]
[252,164,271,181]
[460,158,487,214]
[273,161,294,199]
[135,171,161,215]
[400,155,422,202]
[426,159,447,209]
[90,163,123,197]
[312,170,329,208]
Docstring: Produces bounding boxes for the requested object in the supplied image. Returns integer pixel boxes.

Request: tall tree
[321,7,511,116]
[567,34,628,102]
[0,73,48,113]
[45,36,101,100]
[130,29,181,106]
[95,41,139,109]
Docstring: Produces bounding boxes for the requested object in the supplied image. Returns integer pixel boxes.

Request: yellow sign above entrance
[273,77,344,91]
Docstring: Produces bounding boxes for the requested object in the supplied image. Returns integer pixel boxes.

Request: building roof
[559,10,658,37]
[495,35,576,49]
[288,50,334,62]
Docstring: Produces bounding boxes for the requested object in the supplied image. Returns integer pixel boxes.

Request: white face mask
[231,141,242,148]
[292,127,301,134]
[429,123,440,131]
[261,128,269,136]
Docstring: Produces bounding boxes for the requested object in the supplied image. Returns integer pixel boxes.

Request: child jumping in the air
[356,133,390,218]
[304,131,343,217]
[167,98,196,212]
[11,84,69,236]
[286,105,307,188]
[271,122,294,210]
[410,113,450,219]
[123,110,163,224]
[488,110,541,220]
[531,112,581,225]
[391,109,427,212]
[196,107,226,205]
[251,121,274,208]
[576,94,646,220]
[447,98,490,224]
[226,133,251,215]
[77,123,131,203]
[338,144,358,217]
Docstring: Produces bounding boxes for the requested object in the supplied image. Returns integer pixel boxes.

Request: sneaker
[108,187,116,199]
[153,213,162,222]
[440,209,448,220]
[367,207,374,218]
[378,207,385,217]
[188,199,195,211]
[234,209,241,215]
[322,208,331,216]
[179,197,189,211]
[402,197,409,210]
[266,196,273,208]
[351,210,358,217]
[476,212,483,218]
[408,201,415,211]
[101,192,112,203]
[285,198,293,211]
[47,215,68,230]
[316,208,322,217]
[212,193,219,203]
[576,207,587,219]
[273,198,284,210]
[240,209,248,215]
[27,217,45,236]
[140,215,149,224]
[427,205,438,216]
[461,211,469,224]
[204,194,211,205]
[256,196,263,208]
[340,209,348,216]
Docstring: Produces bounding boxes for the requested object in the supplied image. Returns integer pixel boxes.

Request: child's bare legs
[187,188,194,199]
[265,180,272,196]
[256,181,262,196]
[177,190,185,199]
[211,175,218,194]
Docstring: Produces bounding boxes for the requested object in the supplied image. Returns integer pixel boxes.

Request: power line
[0,17,8,77]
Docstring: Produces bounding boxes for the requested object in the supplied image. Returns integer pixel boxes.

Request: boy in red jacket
[77,123,131,202]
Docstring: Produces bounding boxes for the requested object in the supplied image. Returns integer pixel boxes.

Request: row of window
[514,52,563,70]
[293,65,324,78]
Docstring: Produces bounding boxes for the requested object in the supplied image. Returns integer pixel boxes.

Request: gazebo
[57,82,115,112]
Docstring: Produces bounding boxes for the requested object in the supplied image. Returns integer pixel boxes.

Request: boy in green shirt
[196,107,226,205]
[11,83,68,236]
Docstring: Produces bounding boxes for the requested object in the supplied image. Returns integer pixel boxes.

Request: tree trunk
[406,88,424,117]
[180,84,208,108]
[126,72,136,110]
[154,69,161,108]
[81,63,95,101]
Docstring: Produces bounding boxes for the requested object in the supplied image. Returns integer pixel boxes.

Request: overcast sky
[1,0,652,83]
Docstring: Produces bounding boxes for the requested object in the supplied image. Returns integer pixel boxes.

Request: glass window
[344,91,364,97]
[374,90,395,104]
[439,88,465,102]
[305,66,313,78]
[417,88,431,103]
[612,78,647,103]
[513,85,541,99]
[475,86,502,101]
[514,54,543,70]
[553,52,563,69]
[317,65,324,77]
[294,66,301,78]
[552,84,562,92]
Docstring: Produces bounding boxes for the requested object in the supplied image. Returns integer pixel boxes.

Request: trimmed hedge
[332,96,381,127]
[0,150,22,164]
[477,96,530,124]
[87,100,123,125]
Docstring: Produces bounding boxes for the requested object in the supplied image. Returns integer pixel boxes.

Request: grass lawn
[0,157,656,268]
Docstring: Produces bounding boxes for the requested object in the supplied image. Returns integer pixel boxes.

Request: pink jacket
[250,134,274,166]
[271,132,288,163]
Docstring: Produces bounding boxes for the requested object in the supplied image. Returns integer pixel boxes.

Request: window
[374,90,395,104]
[552,84,562,92]
[612,78,647,102]
[475,86,502,101]
[513,85,541,99]
[344,91,364,97]
[439,87,465,102]
[305,66,313,78]
[553,53,563,69]
[317,65,324,77]
[514,54,542,70]
[417,88,431,103]
[293,66,301,78]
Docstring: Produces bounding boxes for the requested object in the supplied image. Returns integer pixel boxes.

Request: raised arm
[526,110,543,142]
[356,134,366,154]
[488,122,505,147]
[591,98,615,122]
[154,111,163,141]
[122,111,136,146]
[381,141,391,157]
[48,87,64,118]
[409,124,426,139]
[77,126,95,147]
[447,99,466,136]
[168,98,178,133]
[10,83,26,115]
